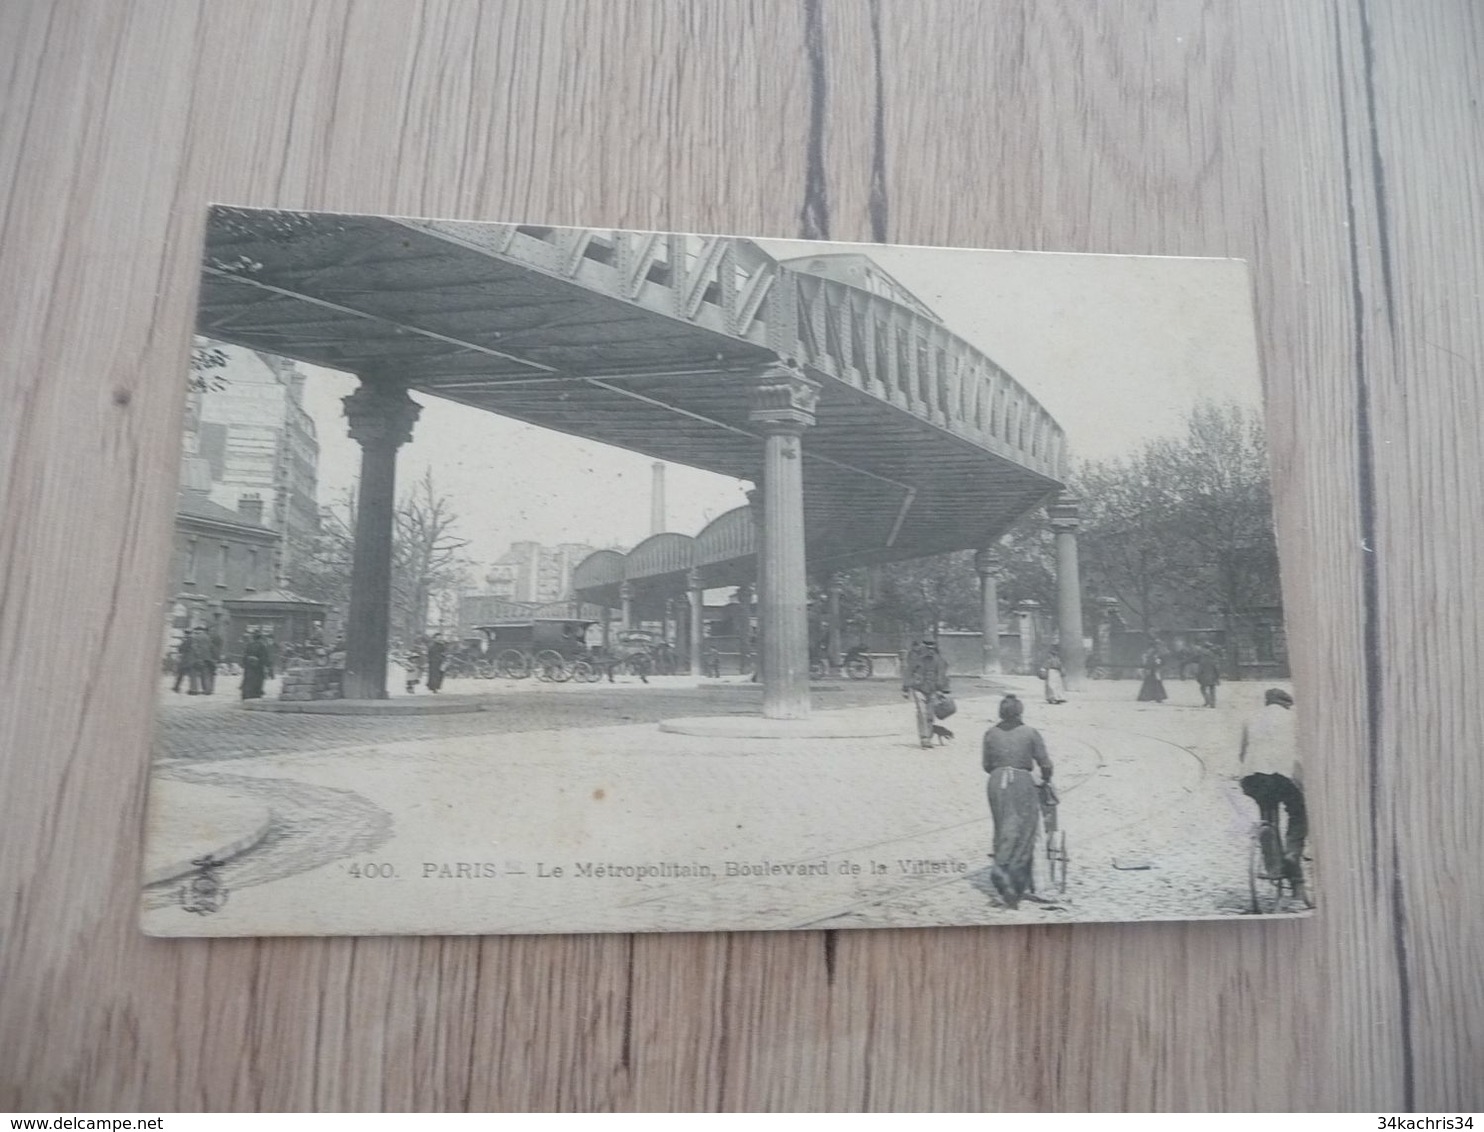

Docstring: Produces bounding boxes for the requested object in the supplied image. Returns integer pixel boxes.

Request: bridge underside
[199,211,1060,571]
[195,209,1072,714]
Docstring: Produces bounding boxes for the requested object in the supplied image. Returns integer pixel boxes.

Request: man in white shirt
[1239,688,1310,906]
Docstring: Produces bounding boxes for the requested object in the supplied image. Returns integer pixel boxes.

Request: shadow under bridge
[196,209,1068,709]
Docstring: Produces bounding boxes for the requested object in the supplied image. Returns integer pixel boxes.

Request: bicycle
[1247,818,1292,914]
[534,648,599,683]
[1038,782,1069,895]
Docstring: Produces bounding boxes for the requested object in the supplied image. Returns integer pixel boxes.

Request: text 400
[347,862,397,879]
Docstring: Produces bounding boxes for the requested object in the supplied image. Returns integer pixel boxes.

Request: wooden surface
[2,0,1480,1112]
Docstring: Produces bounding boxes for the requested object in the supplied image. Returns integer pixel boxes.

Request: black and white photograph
[142,208,1307,935]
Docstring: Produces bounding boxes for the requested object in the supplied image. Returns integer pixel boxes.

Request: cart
[474,618,600,682]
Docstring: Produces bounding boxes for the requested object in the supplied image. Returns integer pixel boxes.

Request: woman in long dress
[982,694,1054,909]
[240,630,273,700]
[1042,648,1068,704]
[1136,647,1167,702]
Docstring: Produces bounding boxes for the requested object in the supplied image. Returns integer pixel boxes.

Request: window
[185,539,198,586]
[216,543,229,587]
[247,548,259,592]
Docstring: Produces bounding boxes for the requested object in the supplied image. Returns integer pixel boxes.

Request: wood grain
[2,0,1480,1111]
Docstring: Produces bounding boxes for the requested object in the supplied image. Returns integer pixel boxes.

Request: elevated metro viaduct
[196,208,1084,718]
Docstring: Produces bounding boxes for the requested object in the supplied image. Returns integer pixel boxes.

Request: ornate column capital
[973,546,1005,577]
[748,361,820,433]
[686,567,703,591]
[1048,489,1082,533]
[343,382,420,449]
[619,581,634,600]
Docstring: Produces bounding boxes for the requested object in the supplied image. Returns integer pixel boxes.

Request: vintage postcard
[142,208,1308,935]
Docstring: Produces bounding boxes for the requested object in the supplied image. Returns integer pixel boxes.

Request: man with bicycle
[1238,688,1310,907]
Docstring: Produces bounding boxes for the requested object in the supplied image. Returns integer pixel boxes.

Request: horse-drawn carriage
[474,618,601,682]
[599,629,672,680]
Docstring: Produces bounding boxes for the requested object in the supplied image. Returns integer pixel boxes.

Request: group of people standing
[170,625,223,695]
[170,626,276,700]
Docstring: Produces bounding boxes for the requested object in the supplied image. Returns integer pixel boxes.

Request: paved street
[143,674,1312,935]
[153,671,904,761]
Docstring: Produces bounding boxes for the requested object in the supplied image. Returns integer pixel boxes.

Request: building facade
[165,490,281,656]
[457,541,605,638]
[184,342,321,588]
[483,541,600,605]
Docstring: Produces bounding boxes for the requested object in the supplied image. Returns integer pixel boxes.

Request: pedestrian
[982,694,1054,909]
[186,626,212,694]
[426,633,447,693]
[403,641,424,694]
[171,632,197,693]
[703,647,722,679]
[1136,646,1167,703]
[200,624,223,695]
[901,637,951,750]
[1195,647,1221,708]
[240,629,273,700]
[1238,688,1310,906]
[1041,647,1068,705]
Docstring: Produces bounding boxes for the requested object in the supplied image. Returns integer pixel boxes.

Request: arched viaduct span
[196,209,1076,717]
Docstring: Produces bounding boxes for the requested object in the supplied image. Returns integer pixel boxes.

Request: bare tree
[294,488,357,616]
[297,473,474,644]
[392,469,473,641]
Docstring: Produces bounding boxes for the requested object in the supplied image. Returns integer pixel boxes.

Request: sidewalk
[143,677,1305,936]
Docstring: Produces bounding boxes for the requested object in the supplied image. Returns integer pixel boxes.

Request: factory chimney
[650,462,667,535]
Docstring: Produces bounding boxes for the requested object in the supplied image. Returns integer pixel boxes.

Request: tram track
[790,722,1211,929]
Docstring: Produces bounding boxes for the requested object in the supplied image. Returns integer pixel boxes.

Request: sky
[294,230,1263,570]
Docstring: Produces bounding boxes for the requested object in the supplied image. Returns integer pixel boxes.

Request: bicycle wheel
[1248,824,1284,913]
[809,658,828,679]
[569,659,597,683]
[534,649,570,682]
[474,659,496,679]
[1046,830,1068,894]
[496,649,530,679]
[844,655,873,680]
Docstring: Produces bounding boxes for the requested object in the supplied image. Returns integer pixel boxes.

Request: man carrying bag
[902,638,951,750]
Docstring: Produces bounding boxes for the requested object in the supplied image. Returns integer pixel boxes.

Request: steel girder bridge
[197,208,1079,717]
